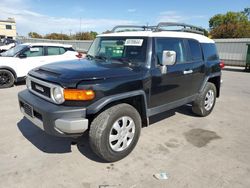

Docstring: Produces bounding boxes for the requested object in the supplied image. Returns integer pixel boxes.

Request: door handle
[183,70,193,75]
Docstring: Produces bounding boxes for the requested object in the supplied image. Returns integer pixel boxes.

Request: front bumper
[18,89,88,137]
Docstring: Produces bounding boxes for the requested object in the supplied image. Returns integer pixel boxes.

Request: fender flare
[86,90,148,115]
[199,72,221,93]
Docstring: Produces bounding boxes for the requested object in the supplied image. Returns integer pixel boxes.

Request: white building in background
[0,18,17,40]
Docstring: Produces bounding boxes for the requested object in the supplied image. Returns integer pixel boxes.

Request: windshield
[1,44,27,57]
[87,37,148,66]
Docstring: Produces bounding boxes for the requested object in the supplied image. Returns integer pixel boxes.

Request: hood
[0,57,14,64]
[29,59,144,87]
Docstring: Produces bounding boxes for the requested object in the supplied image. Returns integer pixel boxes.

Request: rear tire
[0,69,15,88]
[192,82,217,117]
[89,103,141,162]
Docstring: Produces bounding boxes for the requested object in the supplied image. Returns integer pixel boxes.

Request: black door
[150,38,194,108]
[185,39,206,96]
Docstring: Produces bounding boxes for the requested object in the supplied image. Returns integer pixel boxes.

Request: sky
[0,0,249,36]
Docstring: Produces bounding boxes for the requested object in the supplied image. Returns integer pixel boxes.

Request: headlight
[26,77,31,90]
[52,87,64,104]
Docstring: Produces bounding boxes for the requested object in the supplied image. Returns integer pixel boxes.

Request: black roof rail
[111,25,155,33]
[155,22,205,35]
[110,23,205,35]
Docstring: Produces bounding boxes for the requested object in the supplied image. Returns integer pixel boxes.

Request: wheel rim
[204,89,215,111]
[0,72,11,86]
[109,116,135,152]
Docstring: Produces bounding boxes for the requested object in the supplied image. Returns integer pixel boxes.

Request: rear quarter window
[47,47,66,56]
[188,39,203,61]
[202,43,219,61]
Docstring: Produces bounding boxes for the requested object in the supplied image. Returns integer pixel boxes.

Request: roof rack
[155,22,205,35]
[111,25,155,33]
[110,22,205,35]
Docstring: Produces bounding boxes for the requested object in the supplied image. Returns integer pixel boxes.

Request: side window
[188,40,203,61]
[202,43,219,61]
[23,46,44,57]
[155,38,187,64]
[59,47,66,54]
[47,47,60,56]
[6,25,12,30]
[47,47,66,56]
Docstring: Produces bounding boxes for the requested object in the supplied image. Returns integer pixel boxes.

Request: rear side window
[188,39,203,61]
[47,47,66,56]
[155,38,187,64]
[202,43,219,61]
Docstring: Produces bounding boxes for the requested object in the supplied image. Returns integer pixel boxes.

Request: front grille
[27,75,63,104]
[22,102,33,117]
[31,81,51,98]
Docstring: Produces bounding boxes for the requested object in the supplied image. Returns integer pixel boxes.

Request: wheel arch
[86,90,149,127]
[0,66,17,81]
[199,73,221,98]
[207,76,221,97]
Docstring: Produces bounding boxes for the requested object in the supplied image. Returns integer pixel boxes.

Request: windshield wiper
[94,55,108,61]
[86,54,108,61]
[115,57,132,63]
[114,57,140,66]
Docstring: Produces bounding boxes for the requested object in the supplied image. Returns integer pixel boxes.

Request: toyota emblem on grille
[35,85,44,92]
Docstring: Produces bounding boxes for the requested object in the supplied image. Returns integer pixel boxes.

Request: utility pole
[80,17,82,40]
[69,29,72,39]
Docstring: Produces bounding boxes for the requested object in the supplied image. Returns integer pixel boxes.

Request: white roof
[98,31,214,44]
[22,43,72,48]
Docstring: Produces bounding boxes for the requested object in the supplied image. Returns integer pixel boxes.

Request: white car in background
[0,38,18,53]
[0,42,16,53]
[0,43,82,88]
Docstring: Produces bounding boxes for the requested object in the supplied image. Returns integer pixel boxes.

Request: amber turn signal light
[64,89,95,101]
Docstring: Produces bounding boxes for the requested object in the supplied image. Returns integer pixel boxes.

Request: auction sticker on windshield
[125,39,143,46]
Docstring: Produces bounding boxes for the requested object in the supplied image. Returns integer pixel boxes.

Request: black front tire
[89,103,141,162]
[192,82,217,117]
[0,69,15,89]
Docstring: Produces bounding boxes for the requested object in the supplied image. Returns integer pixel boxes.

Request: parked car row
[0,43,83,88]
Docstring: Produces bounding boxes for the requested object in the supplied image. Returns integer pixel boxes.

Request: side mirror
[162,50,176,66]
[19,54,27,58]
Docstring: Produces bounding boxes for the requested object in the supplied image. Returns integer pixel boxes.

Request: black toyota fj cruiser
[18,23,223,162]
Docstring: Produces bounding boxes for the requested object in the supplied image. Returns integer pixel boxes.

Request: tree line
[28,8,250,40]
[209,8,250,38]
[28,31,98,40]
